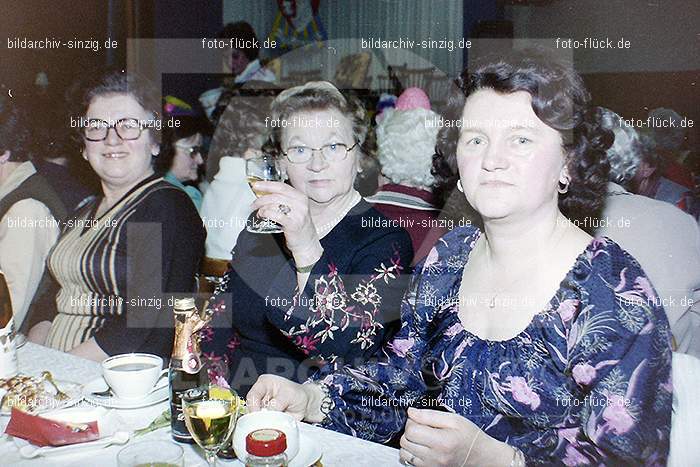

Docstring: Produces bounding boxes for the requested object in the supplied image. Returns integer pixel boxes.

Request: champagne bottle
[0,271,18,379]
[169,297,212,443]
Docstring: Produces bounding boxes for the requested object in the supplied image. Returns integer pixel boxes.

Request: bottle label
[0,319,18,379]
[169,370,206,444]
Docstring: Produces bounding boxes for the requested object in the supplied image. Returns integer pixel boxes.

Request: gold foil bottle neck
[173,297,196,312]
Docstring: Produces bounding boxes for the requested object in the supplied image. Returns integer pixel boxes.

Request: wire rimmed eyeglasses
[282,141,359,164]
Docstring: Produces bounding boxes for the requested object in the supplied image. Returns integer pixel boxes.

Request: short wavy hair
[433,48,612,227]
[599,108,643,187]
[376,107,439,190]
[70,68,162,147]
[262,81,370,159]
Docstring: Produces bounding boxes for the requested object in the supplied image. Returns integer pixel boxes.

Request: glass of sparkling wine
[182,387,240,466]
[246,155,284,234]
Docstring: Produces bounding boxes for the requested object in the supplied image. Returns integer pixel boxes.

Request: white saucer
[81,377,168,409]
[231,431,322,467]
[0,379,82,416]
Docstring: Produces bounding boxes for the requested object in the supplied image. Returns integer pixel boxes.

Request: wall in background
[506,0,699,125]
[507,0,699,73]
[223,0,467,80]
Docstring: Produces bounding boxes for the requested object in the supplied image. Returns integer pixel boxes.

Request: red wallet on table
[4,408,100,447]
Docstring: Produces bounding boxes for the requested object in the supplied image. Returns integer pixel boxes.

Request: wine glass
[246,155,284,234]
[182,386,241,466]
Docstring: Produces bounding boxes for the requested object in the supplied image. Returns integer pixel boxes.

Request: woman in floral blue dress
[247,49,672,466]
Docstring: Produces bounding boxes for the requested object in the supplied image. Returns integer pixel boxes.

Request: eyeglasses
[282,141,359,164]
[175,144,204,158]
[83,118,152,142]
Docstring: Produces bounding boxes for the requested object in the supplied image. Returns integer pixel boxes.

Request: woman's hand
[68,338,109,362]
[251,181,323,265]
[246,374,325,422]
[27,321,52,345]
[400,408,514,467]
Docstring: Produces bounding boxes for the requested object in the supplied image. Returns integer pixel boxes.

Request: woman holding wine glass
[201,81,413,397]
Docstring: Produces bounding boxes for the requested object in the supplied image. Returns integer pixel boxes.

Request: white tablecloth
[0,343,403,466]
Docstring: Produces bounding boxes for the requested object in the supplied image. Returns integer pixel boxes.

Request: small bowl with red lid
[232,410,300,461]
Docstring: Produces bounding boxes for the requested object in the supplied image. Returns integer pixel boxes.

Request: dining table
[0,342,405,466]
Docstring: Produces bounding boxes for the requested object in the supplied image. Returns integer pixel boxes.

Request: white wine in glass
[246,155,284,233]
[183,397,238,466]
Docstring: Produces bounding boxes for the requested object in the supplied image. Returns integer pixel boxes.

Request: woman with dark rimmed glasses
[25,69,205,361]
[156,109,208,211]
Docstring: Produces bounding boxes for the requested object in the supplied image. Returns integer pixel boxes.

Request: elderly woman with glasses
[26,69,205,361]
[201,81,413,396]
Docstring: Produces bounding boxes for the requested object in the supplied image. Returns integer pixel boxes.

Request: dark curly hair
[433,48,612,228]
[219,21,260,62]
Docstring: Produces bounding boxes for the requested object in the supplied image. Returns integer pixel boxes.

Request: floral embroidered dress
[202,200,413,396]
[315,226,672,466]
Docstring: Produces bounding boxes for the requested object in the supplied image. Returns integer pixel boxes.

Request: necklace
[483,223,569,309]
[314,190,361,239]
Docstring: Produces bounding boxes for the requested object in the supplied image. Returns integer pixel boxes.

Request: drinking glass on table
[182,385,241,466]
[246,155,284,234]
[117,440,184,467]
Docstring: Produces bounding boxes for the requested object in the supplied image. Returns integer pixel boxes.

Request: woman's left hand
[251,181,322,262]
[400,408,513,467]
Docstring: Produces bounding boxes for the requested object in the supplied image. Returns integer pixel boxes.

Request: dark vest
[0,170,68,226]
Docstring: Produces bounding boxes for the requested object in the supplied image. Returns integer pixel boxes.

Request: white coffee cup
[101,353,167,400]
[232,410,300,461]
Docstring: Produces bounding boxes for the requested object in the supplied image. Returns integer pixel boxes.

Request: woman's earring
[558,178,570,194]
[457,179,464,193]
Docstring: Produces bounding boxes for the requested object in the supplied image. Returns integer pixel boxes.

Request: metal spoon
[19,431,130,458]
[41,371,70,401]
[90,387,113,397]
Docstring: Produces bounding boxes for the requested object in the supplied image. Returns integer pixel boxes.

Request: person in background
[0,97,66,329]
[200,22,277,124]
[200,93,272,261]
[201,81,413,396]
[597,107,700,357]
[157,97,208,211]
[220,21,276,86]
[631,108,695,215]
[366,87,445,264]
[30,86,96,211]
[246,50,672,466]
[25,69,205,361]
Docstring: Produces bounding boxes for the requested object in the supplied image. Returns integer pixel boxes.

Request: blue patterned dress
[315,226,672,466]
